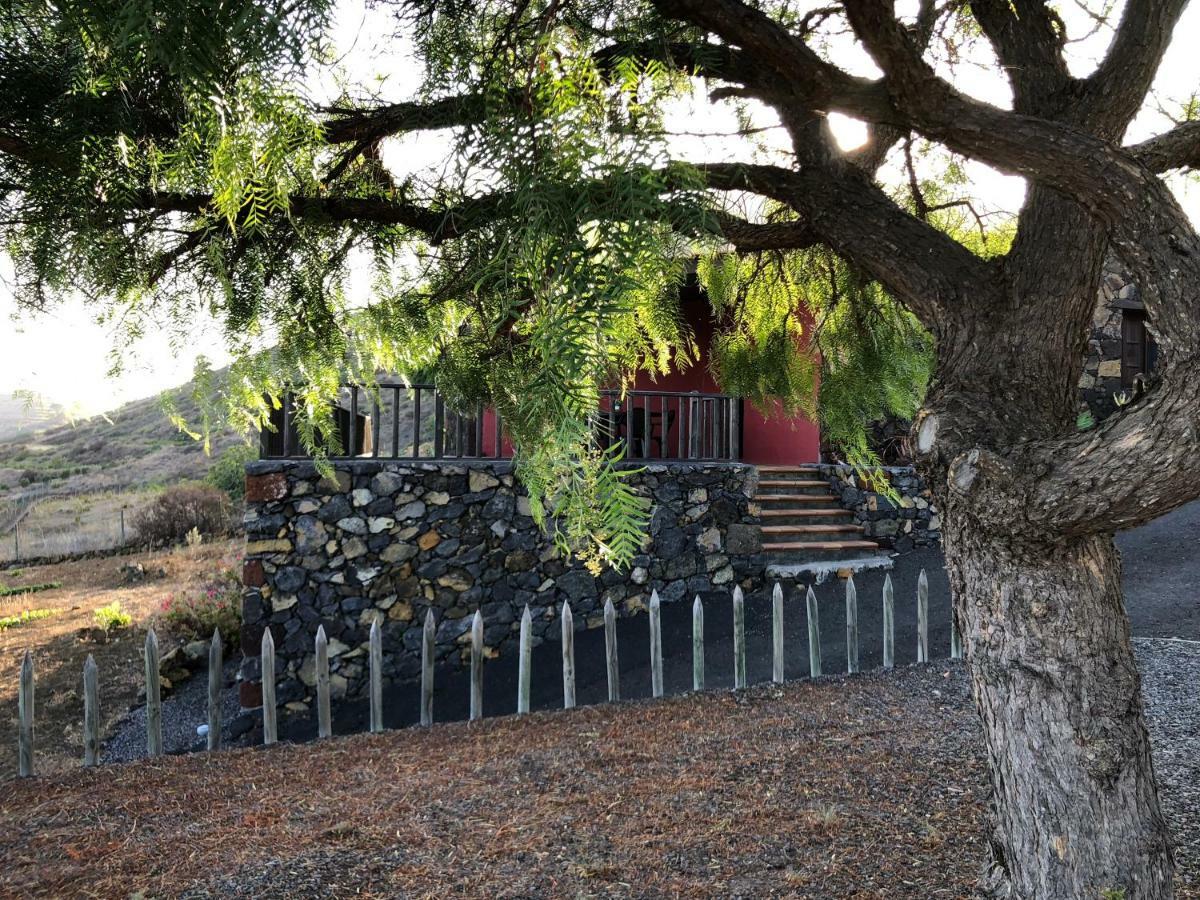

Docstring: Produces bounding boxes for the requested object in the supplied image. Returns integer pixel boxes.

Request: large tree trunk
[943,519,1174,898]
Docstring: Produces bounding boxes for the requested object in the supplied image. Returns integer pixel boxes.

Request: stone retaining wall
[239,460,764,708]
[818,464,940,551]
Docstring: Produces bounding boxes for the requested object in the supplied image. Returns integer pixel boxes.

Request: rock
[381,542,419,563]
[725,523,762,555]
[245,473,289,502]
[387,601,414,622]
[516,495,533,517]
[351,488,374,507]
[417,530,441,551]
[687,487,708,504]
[317,495,353,524]
[246,538,292,554]
[182,640,209,663]
[631,566,649,585]
[370,470,406,496]
[469,469,500,492]
[271,594,298,612]
[274,566,307,594]
[343,537,368,559]
[368,516,395,534]
[697,527,721,553]
[336,516,368,535]
[397,500,427,520]
[294,516,326,554]
[425,491,450,506]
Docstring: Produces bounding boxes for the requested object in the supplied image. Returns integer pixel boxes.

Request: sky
[3,0,1200,417]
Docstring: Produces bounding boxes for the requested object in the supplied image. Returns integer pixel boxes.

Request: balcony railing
[259,384,742,462]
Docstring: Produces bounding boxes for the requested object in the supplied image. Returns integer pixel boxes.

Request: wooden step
[762,524,863,534]
[760,508,853,518]
[756,493,840,504]
[757,479,829,488]
[763,540,881,552]
[757,465,823,473]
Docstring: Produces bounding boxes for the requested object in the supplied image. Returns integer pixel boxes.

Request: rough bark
[939,512,1174,898]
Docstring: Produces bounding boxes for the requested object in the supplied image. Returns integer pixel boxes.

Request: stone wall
[1078,257,1139,422]
[239,460,763,708]
[818,464,940,551]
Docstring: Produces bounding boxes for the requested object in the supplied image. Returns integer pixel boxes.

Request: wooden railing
[259,385,742,462]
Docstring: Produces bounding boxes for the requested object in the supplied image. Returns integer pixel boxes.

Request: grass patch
[0,581,62,598]
[0,608,56,630]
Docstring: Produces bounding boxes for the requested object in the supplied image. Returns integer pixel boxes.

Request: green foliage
[0,581,62,598]
[93,600,132,633]
[0,608,56,630]
[159,557,241,643]
[206,444,257,502]
[701,247,935,481]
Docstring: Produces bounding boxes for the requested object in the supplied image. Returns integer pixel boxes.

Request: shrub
[93,600,132,634]
[160,556,242,643]
[205,444,257,503]
[0,581,61,598]
[131,485,232,546]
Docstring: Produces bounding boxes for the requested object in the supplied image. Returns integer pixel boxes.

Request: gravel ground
[1135,637,1200,888]
[103,658,245,762]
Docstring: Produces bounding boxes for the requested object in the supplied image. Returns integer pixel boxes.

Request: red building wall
[627,284,821,466]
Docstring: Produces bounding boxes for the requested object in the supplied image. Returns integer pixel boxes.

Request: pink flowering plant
[160,553,243,643]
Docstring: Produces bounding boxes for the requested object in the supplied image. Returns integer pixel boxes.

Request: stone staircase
[755,465,893,579]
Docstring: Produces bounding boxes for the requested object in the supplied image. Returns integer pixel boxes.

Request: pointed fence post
[18,650,34,777]
[846,575,860,675]
[207,628,222,751]
[917,569,930,663]
[806,586,822,678]
[420,609,435,726]
[771,583,784,684]
[469,610,484,721]
[261,627,277,746]
[603,597,620,702]
[733,585,747,689]
[369,618,384,733]
[145,628,163,756]
[517,606,532,714]
[882,574,895,671]
[950,608,963,660]
[692,596,705,691]
[315,626,332,739]
[649,590,663,698]
[561,601,576,709]
[83,654,99,766]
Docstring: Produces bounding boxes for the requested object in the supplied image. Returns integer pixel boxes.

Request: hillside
[0,382,245,502]
[0,394,68,443]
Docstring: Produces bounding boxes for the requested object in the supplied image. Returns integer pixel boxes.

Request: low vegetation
[0,581,62,598]
[0,608,55,631]
[158,555,242,643]
[92,600,132,634]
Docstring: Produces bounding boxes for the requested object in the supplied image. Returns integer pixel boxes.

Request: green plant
[205,444,257,502]
[0,581,62,598]
[93,600,132,634]
[0,608,56,630]
[185,526,204,549]
[160,555,242,642]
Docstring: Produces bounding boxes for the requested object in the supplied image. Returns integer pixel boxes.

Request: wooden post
[207,628,222,751]
[561,601,576,709]
[469,610,484,721]
[692,596,705,691]
[806,585,822,678]
[733,585,747,689]
[649,589,663,698]
[261,627,277,746]
[882,574,895,671]
[951,609,963,660]
[846,575,860,675]
[18,650,33,777]
[517,605,532,714]
[83,654,99,766]
[603,597,619,702]
[917,568,930,663]
[771,582,784,684]
[145,628,163,756]
[369,618,384,733]
[315,626,331,739]
[420,609,435,726]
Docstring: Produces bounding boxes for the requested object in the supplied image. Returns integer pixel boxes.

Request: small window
[1120,310,1155,389]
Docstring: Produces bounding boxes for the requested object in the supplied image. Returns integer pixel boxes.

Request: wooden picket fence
[12,570,961,777]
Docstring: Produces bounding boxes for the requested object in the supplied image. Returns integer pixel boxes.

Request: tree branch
[1128,120,1200,173]
[969,0,1071,116]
